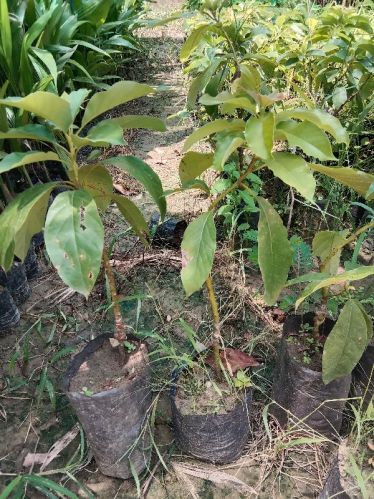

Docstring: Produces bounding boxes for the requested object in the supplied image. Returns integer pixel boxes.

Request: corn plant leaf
[183,119,244,152]
[0,93,73,132]
[62,89,91,122]
[295,266,374,309]
[45,190,104,297]
[277,108,349,145]
[181,212,216,296]
[277,120,336,161]
[180,24,212,62]
[245,113,274,160]
[113,194,149,245]
[0,124,56,143]
[78,164,113,211]
[266,152,316,201]
[179,152,214,183]
[310,164,374,199]
[257,197,293,305]
[312,230,348,275]
[104,156,166,219]
[81,81,155,127]
[213,133,245,170]
[0,151,60,174]
[322,300,370,384]
[73,121,125,148]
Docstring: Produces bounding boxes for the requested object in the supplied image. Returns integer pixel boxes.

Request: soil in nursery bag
[150,213,187,249]
[4,262,31,305]
[171,364,252,464]
[0,287,20,331]
[271,313,351,439]
[24,242,39,280]
[64,334,152,480]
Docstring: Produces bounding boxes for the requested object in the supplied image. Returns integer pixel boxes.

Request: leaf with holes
[78,164,113,211]
[44,190,104,297]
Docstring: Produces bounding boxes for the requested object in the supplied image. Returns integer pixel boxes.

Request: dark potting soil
[69,339,147,394]
[175,365,239,416]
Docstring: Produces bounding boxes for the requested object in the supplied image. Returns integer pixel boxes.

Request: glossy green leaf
[310,164,374,198]
[245,113,274,160]
[0,124,56,143]
[104,156,166,219]
[62,89,90,121]
[0,93,73,132]
[180,25,211,62]
[312,230,348,275]
[179,151,214,183]
[45,190,104,297]
[277,120,336,161]
[183,119,244,152]
[73,121,125,148]
[81,81,155,127]
[181,212,216,296]
[266,152,316,201]
[322,300,370,384]
[78,164,113,211]
[257,197,293,305]
[213,133,245,170]
[32,48,58,87]
[0,151,60,174]
[295,266,374,309]
[113,194,149,245]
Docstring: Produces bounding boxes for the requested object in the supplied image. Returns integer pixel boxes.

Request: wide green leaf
[81,81,155,127]
[257,197,293,305]
[181,212,216,296]
[0,151,60,174]
[277,120,336,161]
[62,89,90,121]
[183,119,244,152]
[78,164,113,211]
[180,25,212,62]
[266,152,316,201]
[0,93,73,132]
[104,156,166,219]
[179,151,214,183]
[295,266,374,309]
[310,164,374,198]
[213,133,245,170]
[0,124,56,143]
[73,121,125,148]
[113,194,149,245]
[44,190,104,297]
[245,113,274,160]
[312,230,348,275]
[322,300,370,384]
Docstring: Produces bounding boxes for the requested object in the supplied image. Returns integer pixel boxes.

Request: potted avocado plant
[0,81,167,479]
[170,58,374,460]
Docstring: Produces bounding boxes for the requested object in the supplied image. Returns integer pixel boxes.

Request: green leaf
[0,124,56,143]
[312,230,348,275]
[62,89,91,122]
[98,115,166,132]
[332,87,347,110]
[181,212,216,296]
[277,108,349,145]
[183,119,244,152]
[266,152,316,201]
[0,0,12,69]
[277,120,336,161]
[181,179,210,194]
[310,164,374,198]
[0,151,60,174]
[179,152,214,183]
[24,475,79,499]
[73,121,125,148]
[104,156,166,219]
[322,300,370,384]
[113,194,149,245]
[0,476,23,499]
[245,112,274,160]
[0,93,73,132]
[213,133,245,170]
[295,266,374,309]
[78,164,113,211]
[81,81,155,127]
[32,48,58,87]
[44,190,104,297]
[257,197,293,305]
[180,25,212,62]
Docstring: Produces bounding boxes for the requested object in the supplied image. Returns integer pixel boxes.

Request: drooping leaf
[183,119,244,152]
[266,152,316,201]
[205,348,260,374]
[81,81,155,127]
[180,24,212,62]
[78,164,113,211]
[213,133,245,170]
[181,212,216,296]
[104,156,166,219]
[310,164,374,198]
[245,112,274,160]
[44,190,104,297]
[257,197,293,305]
[179,152,214,183]
[113,194,149,245]
[322,300,370,384]
[0,151,60,174]
[277,120,336,161]
[295,266,374,309]
[312,230,348,275]
[0,124,56,143]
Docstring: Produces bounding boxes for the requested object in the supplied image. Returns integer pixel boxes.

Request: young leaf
[312,230,348,275]
[310,164,374,198]
[266,152,316,202]
[179,152,214,183]
[0,151,60,174]
[62,89,91,121]
[103,156,166,219]
[245,113,274,160]
[78,164,113,211]
[322,300,370,384]
[45,190,104,297]
[113,194,149,245]
[181,212,216,296]
[213,133,245,170]
[183,119,244,152]
[180,25,212,62]
[257,197,293,305]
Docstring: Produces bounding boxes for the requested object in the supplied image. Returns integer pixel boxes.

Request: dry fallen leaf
[206,348,261,374]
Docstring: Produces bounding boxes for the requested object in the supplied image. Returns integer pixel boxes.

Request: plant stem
[102,248,127,343]
[205,275,222,376]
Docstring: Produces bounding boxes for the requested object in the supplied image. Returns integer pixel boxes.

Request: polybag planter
[0,287,20,331]
[24,242,39,280]
[352,343,374,408]
[3,262,31,305]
